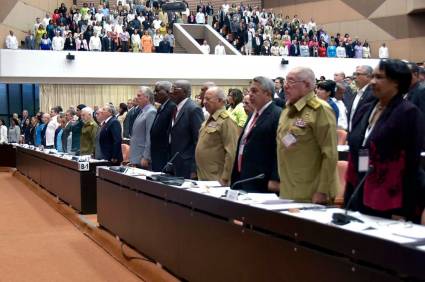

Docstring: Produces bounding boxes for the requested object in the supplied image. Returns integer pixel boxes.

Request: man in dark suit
[150,81,176,172]
[97,104,122,164]
[406,62,425,149]
[64,32,76,50]
[347,65,376,132]
[168,80,204,179]
[231,76,282,193]
[125,97,141,138]
[273,77,286,108]
[61,108,75,153]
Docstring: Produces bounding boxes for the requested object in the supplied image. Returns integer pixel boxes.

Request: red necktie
[238,113,259,172]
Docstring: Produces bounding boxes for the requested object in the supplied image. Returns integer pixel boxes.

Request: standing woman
[34,113,45,146]
[23,118,33,144]
[117,103,128,136]
[141,30,153,53]
[345,59,425,223]
[227,88,247,131]
[8,118,21,143]
[0,119,7,144]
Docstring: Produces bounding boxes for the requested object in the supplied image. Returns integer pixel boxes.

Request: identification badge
[282,133,297,148]
[226,190,239,201]
[358,149,369,172]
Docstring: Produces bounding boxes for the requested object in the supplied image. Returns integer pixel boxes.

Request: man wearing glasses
[277,67,338,204]
[347,65,376,132]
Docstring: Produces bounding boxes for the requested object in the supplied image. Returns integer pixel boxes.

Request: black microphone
[161,151,180,174]
[230,173,265,190]
[332,165,374,225]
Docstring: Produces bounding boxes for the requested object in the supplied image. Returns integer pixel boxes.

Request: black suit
[99,116,122,163]
[231,102,282,193]
[126,106,141,138]
[150,99,176,172]
[347,84,376,132]
[169,99,204,178]
[289,44,300,56]
[64,37,76,50]
[273,89,286,108]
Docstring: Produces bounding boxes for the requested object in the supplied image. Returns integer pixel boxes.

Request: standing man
[97,104,122,164]
[129,86,157,168]
[62,108,75,153]
[71,104,86,155]
[199,81,216,120]
[5,31,19,50]
[80,107,98,156]
[195,87,239,185]
[125,97,141,138]
[44,107,60,148]
[277,67,338,203]
[20,110,30,132]
[273,77,286,108]
[169,80,204,179]
[334,71,354,109]
[231,76,281,193]
[150,81,176,172]
[347,65,375,132]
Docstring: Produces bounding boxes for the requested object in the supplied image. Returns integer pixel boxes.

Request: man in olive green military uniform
[277,67,338,204]
[195,86,239,185]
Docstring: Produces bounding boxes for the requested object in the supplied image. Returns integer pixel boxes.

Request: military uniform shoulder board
[219,111,230,119]
[307,97,322,110]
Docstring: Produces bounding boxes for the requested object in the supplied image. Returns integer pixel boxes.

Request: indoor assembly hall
[0,0,425,281]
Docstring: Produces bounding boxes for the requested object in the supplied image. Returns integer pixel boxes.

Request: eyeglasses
[285,80,304,86]
[353,72,368,76]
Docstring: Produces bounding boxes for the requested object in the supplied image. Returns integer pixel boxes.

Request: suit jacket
[64,37,76,50]
[61,121,73,152]
[150,99,176,172]
[169,99,204,178]
[126,106,141,138]
[273,89,286,108]
[129,104,157,164]
[347,84,376,131]
[289,44,300,56]
[99,116,122,163]
[231,102,282,193]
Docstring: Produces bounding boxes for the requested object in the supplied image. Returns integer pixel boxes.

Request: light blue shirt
[56,129,63,152]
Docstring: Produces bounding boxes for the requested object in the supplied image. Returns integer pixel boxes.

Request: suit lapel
[173,99,189,127]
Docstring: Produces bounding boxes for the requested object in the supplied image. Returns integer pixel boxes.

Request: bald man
[277,67,338,204]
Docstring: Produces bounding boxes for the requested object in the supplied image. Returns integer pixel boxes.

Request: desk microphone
[332,166,374,225]
[230,173,265,190]
[161,151,180,174]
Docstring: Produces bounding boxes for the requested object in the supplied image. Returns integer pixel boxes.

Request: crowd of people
[3,1,392,58]
[2,59,425,224]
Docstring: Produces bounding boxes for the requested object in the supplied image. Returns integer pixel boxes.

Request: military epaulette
[307,97,321,110]
[219,111,230,119]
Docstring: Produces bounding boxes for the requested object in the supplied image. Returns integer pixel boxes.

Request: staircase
[173,41,187,54]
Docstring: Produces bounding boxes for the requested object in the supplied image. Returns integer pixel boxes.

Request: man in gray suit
[129,86,157,168]
[169,80,204,179]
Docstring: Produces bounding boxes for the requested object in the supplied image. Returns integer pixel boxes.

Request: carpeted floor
[0,171,143,282]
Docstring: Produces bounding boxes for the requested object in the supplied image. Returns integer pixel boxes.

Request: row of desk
[1,143,425,281]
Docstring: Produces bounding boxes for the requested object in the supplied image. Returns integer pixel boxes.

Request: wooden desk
[0,144,16,167]
[16,147,107,214]
[97,168,425,282]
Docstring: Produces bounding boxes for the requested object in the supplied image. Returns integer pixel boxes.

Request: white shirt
[95,12,104,23]
[5,35,19,49]
[333,98,348,130]
[336,46,346,58]
[153,19,162,30]
[214,44,226,55]
[349,84,369,132]
[89,35,102,50]
[43,17,50,28]
[379,46,389,59]
[102,115,113,126]
[0,125,7,143]
[45,117,59,146]
[52,36,64,51]
[196,12,205,24]
[200,44,210,54]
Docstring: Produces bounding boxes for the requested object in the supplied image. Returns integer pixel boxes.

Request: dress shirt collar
[102,115,112,126]
[358,83,369,95]
[176,98,189,113]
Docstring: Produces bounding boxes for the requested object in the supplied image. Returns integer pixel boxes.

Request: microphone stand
[161,151,180,174]
[332,166,374,225]
[230,173,266,191]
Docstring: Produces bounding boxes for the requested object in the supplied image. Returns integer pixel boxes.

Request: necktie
[238,112,259,172]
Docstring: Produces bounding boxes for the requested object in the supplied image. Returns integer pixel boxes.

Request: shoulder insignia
[307,97,322,110]
[219,111,230,119]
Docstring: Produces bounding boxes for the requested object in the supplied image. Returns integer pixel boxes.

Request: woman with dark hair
[345,59,425,223]
[23,118,33,144]
[316,80,339,122]
[34,112,45,146]
[227,88,247,130]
